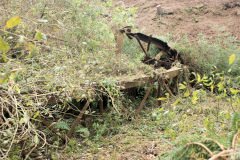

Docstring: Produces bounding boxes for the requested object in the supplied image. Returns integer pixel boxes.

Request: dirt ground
[114,0,240,41]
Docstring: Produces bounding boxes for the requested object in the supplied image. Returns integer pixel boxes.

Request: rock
[157,5,164,16]
[115,1,125,7]
[236,9,240,16]
[194,18,199,23]
[157,5,174,15]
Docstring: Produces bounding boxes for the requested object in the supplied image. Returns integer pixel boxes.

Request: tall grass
[174,34,240,76]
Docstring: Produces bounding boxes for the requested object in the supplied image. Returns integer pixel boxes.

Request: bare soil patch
[114,0,240,41]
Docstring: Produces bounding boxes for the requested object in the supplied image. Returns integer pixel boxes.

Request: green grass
[53,91,237,159]
[0,0,149,159]
[174,33,240,76]
[1,0,240,159]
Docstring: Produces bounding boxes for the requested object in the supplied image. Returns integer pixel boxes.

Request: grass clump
[0,0,151,159]
[174,33,240,76]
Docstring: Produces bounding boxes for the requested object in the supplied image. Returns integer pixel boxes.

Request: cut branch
[108,94,120,115]
[186,142,213,157]
[209,150,232,160]
[205,138,225,151]
[232,132,240,150]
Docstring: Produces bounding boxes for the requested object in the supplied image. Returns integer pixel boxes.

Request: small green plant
[160,113,240,160]
[167,54,240,109]
[158,53,239,159]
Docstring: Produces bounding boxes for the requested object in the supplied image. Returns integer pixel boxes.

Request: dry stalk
[186,142,213,157]
[232,132,240,150]
[108,93,120,115]
[24,144,38,160]
[209,150,232,160]
[3,95,20,159]
[189,132,240,160]
[101,86,120,115]
[36,130,47,149]
[205,138,226,151]
[3,123,19,159]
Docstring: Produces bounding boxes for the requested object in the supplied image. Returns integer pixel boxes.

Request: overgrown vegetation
[174,33,240,75]
[0,0,240,159]
[0,0,148,159]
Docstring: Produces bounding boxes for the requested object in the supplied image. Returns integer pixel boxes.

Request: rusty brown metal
[120,26,183,69]
[136,83,154,115]
[99,97,104,114]
[67,100,90,138]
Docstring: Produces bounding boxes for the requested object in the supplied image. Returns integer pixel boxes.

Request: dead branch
[147,35,152,52]
[108,93,120,115]
[100,86,120,115]
[232,132,240,150]
[186,142,213,157]
[205,138,226,151]
[209,150,232,160]
[40,4,47,18]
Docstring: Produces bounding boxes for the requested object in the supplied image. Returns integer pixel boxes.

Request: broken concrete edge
[0,66,184,106]
[118,66,183,90]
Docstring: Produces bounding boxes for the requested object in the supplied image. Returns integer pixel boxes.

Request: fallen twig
[108,94,120,115]
[209,150,232,160]
[101,86,120,115]
[205,138,225,151]
[232,132,240,150]
[186,142,213,157]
